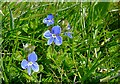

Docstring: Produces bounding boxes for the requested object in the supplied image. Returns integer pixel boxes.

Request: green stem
[1,56,8,83]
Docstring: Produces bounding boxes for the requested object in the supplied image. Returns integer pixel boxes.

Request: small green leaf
[22,27,28,33]
[22,24,28,33]
[39,64,44,72]
[17,31,21,35]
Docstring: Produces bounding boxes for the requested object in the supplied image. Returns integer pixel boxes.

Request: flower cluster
[21,14,73,76]
[43,14,72,46]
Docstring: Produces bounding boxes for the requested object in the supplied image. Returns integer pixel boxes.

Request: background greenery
[1,2,120,83]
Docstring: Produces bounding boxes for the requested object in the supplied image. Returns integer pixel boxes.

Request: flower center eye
[48,20,52,22]
[28,62,33,66]
[52,34,56,38]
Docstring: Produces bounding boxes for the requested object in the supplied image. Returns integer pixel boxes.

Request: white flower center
[48,20,52,22]
[52,34,56,38]
[28,61,33,66]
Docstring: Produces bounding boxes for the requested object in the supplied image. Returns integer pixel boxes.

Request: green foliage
[1,2,120,83]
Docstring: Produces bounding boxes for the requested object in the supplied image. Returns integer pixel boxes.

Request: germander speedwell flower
[43,26,62,45]
[65,24,73,38]
[21,51,39,75]
[43,14,54,26]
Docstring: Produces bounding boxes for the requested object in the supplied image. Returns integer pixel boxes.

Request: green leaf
[39,64,44,72]
[22,27,28,33]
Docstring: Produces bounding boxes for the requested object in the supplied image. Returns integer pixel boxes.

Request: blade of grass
[8,5,14,29]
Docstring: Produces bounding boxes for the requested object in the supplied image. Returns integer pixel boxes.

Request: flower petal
[43,18,48,24]
[43,18,54,26]
[28,51,37,62]
[54,36,62,45]
[43,14,54,26]
[27,66,31,75]
[67,24,71,30]
[51,26,61,35]
[47,37,54,45]
[43,30,52,39]
[47,14,54,19]
[66,32,73,38]
[32,62,39,72]
[46,20,54,26]
[21,59,28,69]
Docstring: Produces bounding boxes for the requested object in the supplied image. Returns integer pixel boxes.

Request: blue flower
[21,51,39,75]
[43,26,62,45]
[67,24,71,30]
[65,32,73,38]
[43,14,54,26]
[65,24,73,38]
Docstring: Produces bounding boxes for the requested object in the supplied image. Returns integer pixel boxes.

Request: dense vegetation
[1,2,120,83]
